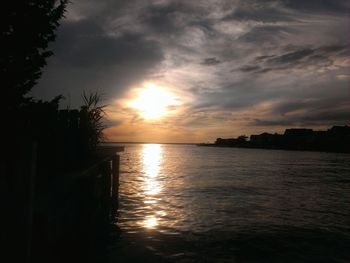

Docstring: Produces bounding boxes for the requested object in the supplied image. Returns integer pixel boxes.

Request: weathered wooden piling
[111,153,120,213]
[27,142,38,261]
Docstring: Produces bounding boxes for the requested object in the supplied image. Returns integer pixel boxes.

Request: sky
[33,0,350,143]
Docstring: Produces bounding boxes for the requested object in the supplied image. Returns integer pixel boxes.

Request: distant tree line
[214,126,350,153]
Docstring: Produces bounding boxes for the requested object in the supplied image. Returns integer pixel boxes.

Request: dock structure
[97,145,124,216]
[48,145,125,262]
[44,145,125,261]
[3,142,124,262]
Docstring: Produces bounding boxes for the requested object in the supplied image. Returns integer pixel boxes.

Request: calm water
[113,144,350,262]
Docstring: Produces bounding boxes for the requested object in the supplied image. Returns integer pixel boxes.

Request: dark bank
[1,1,121,261]
[199,125,350,153]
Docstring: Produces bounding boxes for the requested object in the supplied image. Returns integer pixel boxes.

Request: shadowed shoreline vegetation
[1,2,119,262]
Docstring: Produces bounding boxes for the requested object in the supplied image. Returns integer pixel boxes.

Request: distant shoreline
[101,141,197,145]
[199,125,350,154]
[197,143,350,154]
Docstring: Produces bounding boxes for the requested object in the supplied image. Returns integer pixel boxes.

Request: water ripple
[114,144,350,262]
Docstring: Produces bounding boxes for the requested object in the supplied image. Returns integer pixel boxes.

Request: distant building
[284,128,314,136]
[328,125,350,135]
[212,125,350,153]
[250,133,282,148]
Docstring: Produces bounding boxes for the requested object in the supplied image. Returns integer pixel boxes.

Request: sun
[128,83,180,119]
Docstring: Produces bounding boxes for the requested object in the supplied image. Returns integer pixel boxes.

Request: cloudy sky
[33,0,350,143]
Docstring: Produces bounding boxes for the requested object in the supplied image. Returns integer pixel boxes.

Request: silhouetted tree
[1,0,68,112]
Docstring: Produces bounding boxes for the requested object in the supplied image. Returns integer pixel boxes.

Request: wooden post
[27,142,37,262]
[111,154,120,213]
[100,160,112,226]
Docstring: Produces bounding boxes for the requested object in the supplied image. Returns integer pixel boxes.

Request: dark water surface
[112,144,350,262]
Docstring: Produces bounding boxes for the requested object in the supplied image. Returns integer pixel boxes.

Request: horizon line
[101,141,198,145]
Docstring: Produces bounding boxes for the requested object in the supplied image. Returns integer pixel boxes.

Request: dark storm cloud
[201,57,221,66]
[268,45,346,65]
[224,2,293,23]
[238,25,296,45]
[35,16,164,105]
[255,55,276,61]
[282,0,350,14]
[140,2,184,34]
[239,65,260,72]
[251,95,350,127]
[230,0,350,17]
[53,20,163,68]
[271,98,350,117]
[189,79,272,112]
[238,45,348,74]
[253,109,350,127]
[268,49,315,64]
[34,0,350,133]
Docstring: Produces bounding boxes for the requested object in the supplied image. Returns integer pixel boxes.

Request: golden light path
[128,83,180,120]
[141,144,164,229]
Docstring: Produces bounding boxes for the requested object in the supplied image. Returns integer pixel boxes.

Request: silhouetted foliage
[19,95,63,136]
[1,0,68,111]
[23,92,108,169]
[79,91,107,155]
[2,1,109,164]
[1,3,114,261]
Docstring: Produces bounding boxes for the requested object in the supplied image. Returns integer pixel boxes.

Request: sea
[110,143,350,262]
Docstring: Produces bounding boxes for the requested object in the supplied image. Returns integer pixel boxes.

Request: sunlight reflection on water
[115,144,350,262]
[117,144,350,236]
[141,144,163,229]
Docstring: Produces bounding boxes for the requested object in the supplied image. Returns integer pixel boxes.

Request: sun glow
[128,83,180,119]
